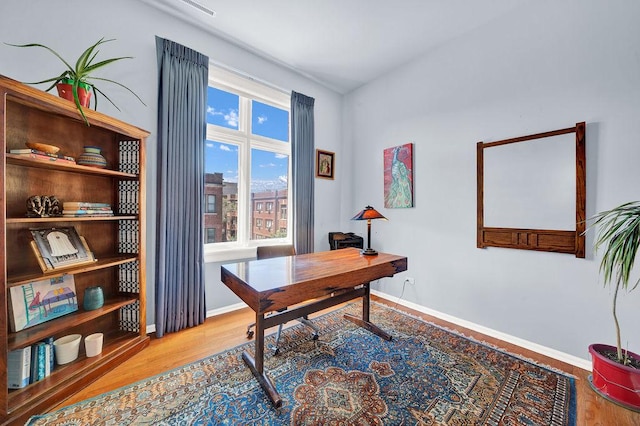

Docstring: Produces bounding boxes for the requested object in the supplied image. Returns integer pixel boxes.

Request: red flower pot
[589,343,640,411]
[56,81,92,108]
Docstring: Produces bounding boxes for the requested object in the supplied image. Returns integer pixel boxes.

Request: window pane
[250,148,289,240]
[251,100,289,142]
[205,140,239,242]
[207,87,239,130]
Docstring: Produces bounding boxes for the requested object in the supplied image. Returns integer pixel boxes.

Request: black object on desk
[328,232,364,250]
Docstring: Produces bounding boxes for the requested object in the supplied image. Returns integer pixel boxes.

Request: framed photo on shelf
[30,227,95,272]
[8,275,78,332]
[315,149,335,180]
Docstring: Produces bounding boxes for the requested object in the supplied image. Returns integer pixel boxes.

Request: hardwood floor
[57,296,640,425]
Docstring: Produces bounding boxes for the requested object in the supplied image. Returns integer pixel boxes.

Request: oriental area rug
[27,302,576,425]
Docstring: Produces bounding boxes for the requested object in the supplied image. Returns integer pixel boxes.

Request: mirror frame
[477,122,586,258]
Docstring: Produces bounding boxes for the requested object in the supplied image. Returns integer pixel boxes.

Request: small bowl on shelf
[26,142,60,154]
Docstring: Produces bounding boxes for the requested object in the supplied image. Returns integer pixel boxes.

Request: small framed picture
[315,149,335,180]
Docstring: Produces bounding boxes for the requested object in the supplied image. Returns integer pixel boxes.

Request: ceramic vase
[83,286,104,311]
[78,146,107,168]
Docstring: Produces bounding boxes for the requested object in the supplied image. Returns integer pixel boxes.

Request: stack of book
[7,337,55,389]
[62,202,113,217]
[9,148,76,164]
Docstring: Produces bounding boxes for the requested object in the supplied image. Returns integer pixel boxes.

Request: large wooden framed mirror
[477,122,586,258]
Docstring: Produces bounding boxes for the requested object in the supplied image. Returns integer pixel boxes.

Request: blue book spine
[36,343,46,381]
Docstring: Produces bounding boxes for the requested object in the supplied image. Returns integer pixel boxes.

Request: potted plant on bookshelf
[6,38,144,125]
[587,200,640,411]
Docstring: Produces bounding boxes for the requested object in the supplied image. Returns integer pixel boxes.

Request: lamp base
[361,248,378,256]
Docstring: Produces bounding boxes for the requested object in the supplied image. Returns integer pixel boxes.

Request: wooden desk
[221,247,408,407]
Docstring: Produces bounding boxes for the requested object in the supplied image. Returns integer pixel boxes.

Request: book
[9,148,76,162]
[62,202,111,209]
[11,152,76,164]
[35,342,46,381]
[29,344,38,384]
[42,336,55,373]
[7,347,31,389]
[62,209,114,215]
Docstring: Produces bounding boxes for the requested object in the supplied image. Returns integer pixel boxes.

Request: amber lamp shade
[351,205,387,256]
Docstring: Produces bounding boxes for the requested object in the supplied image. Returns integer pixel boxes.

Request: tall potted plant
[588,200,640,411]
[6,38,144,125]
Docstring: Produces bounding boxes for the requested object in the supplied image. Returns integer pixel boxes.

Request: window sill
[204,246,256,263]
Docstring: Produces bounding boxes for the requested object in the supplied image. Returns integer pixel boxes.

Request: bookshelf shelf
[0,75,150,424]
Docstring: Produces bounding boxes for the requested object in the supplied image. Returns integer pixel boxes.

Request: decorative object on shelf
[83,286,104,311]
[53,334,82,365]
[25,141,59,154]
[384,143,414,208]
[29,226,96,272]
[5,38,145,125]
[77,146,107,168]
[586,200,640,411]
[84,333,104,357]
[315,149,335,180]
[8,275,78,332]
[351,205,387,256]
[26,195,61,218]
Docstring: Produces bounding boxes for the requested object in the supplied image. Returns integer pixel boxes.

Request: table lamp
[351,205,387,255]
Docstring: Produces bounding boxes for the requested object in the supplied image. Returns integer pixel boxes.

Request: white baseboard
[148,295,592,371]
[371,289,592,371]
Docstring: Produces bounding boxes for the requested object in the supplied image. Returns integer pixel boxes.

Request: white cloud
[257,115,267,124]
[219,144,231,152]
[275,153,288,159]
[224,110,238,127]
[207,106,238,128]
[260,162,277,168]
[278,175,288,183]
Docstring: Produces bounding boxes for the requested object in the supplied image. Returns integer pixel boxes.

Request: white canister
[84,333,104,357]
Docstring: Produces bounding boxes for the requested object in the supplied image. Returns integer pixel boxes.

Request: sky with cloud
[206,87,289,193]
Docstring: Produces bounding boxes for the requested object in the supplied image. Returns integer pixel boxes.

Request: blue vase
[83,286,104,311]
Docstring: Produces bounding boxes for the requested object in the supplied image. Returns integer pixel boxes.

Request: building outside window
[205,228,216,244]
[205,65,291,249]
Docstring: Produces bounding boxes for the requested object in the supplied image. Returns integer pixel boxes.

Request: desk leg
[242,312,283,407]
[344,283,392,341]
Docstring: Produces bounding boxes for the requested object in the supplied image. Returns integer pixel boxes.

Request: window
[205,194,216,213]
[205,228,216,244]
[205,65,291,250]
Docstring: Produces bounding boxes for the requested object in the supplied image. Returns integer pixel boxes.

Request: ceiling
[142,0,528,94]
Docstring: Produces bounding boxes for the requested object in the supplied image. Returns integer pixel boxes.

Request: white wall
[0,0,344,322]
[343,0,640,362]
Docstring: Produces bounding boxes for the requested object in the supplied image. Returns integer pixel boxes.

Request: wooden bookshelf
[0,75,150,425]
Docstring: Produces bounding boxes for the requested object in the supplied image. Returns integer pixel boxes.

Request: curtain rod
[209,60,290,95]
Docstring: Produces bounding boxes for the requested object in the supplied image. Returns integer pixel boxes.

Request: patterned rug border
[28,300,577,425]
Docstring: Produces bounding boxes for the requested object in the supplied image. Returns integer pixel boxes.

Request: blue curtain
[291,91,315,254]
[155,37,208,337]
